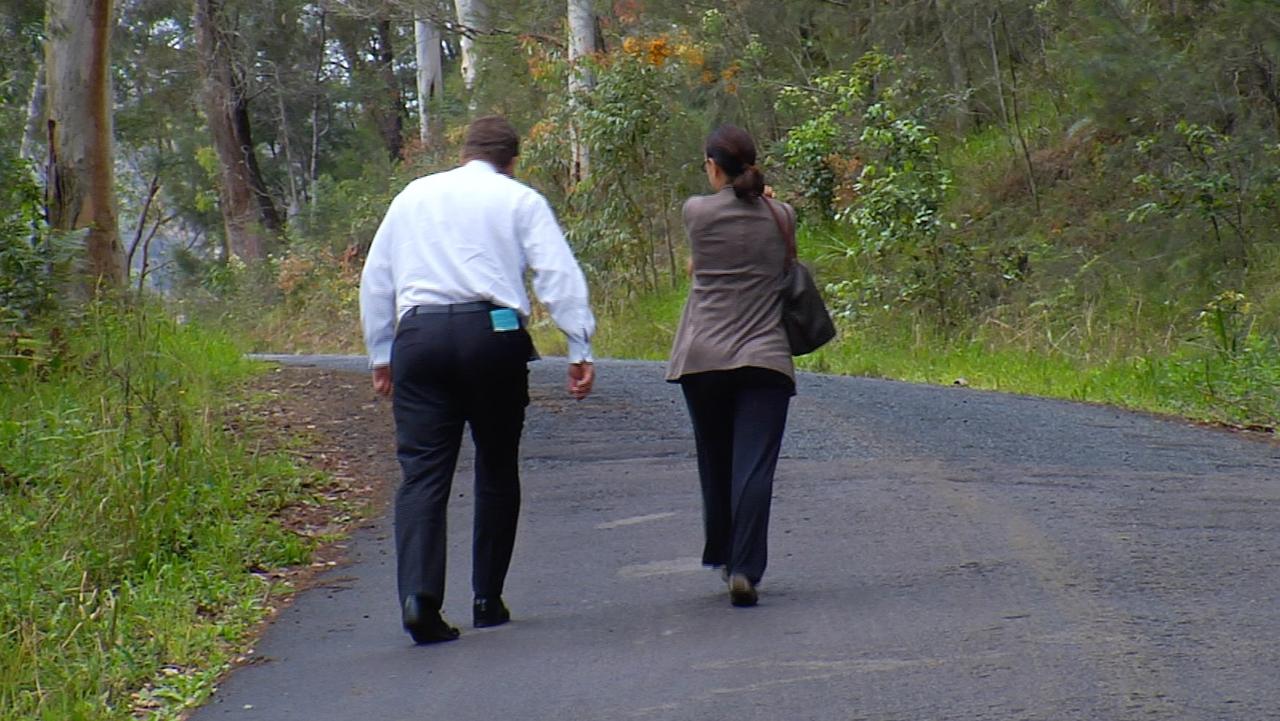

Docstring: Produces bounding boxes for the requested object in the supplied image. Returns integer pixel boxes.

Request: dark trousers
[679,367,792,585]
[390,308,533,610]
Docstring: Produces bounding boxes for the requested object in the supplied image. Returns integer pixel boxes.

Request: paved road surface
[193,357,1280,721]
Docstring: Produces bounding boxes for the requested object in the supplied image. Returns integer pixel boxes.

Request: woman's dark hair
[463,115,520,168]
[705,124,765,200]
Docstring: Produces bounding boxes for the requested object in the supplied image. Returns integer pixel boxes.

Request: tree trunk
[309,8,326,214]
[987,8,1038,213]
[934,0,974,133]
[454,0,486,92]
[274,66,302,218]
[374,19,404,161]
[194,0,282,262]
[45,0,124,293]
[568,0,596,181]
[414,15,444,146]
[998,7,1039,214]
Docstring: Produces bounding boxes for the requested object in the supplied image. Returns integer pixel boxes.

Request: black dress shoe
[728,574,758,607]
[402,594,460,645]
[473,596,511,628]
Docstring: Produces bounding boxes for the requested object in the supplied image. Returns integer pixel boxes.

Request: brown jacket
[666,187,795,384]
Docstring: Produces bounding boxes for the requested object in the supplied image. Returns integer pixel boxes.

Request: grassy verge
[564,246,1279,431]
[0,305,319,720]
[799,324,1279,429]
[202,233,1277,432]
[530,283,689,361]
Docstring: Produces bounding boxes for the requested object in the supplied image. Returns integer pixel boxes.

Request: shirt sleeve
[520,193,596,363]
[359,201,400,369]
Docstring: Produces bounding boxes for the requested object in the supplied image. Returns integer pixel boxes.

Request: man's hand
[568,362,594,400]
[371,365,393,398]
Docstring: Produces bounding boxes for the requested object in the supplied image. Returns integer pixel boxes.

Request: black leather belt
[407,301,499,316]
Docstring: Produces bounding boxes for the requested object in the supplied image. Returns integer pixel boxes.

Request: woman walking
[667,125,796,607]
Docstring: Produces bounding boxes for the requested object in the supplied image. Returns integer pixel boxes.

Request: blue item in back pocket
[490,308,520,332]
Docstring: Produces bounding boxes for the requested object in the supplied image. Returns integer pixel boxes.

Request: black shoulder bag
[762,198,836,356]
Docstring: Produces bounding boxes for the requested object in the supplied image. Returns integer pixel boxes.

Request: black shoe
[473,596,511,628]
[728,574,758,607]
[402,594,460,645]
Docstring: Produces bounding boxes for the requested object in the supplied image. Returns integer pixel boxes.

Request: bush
[520,27,726,302]
[0,154,76,329]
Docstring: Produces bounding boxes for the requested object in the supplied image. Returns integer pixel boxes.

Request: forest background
[2,0,1279,719]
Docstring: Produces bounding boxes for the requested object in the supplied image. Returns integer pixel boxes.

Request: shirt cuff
[367,342,392,369]
[567,337,594,364]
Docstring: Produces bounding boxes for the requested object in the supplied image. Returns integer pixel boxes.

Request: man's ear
[502,158,518,177]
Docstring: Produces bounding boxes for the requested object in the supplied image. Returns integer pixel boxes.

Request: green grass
[800,322,1279,428]
[572,255,1279,430]
[0,305,317,720]
[801,326,1166,410]
[530,282,688,361]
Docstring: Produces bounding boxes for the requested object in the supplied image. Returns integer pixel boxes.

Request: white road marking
[595,512,678,530]
[617,557,704,578]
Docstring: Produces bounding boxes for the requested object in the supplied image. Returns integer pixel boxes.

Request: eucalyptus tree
[453,0,486,91]
[46,0,125,291]
[567,0,596,180]
[414,11,444,144]
[193,0,283,261]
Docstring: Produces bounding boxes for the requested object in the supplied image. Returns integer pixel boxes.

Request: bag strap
[762,196,797,270]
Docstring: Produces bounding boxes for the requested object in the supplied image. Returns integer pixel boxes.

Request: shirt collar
[464,159,499,173]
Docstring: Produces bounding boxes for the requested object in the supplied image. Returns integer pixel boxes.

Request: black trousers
[390,307,533,610]
[679,367,793,585]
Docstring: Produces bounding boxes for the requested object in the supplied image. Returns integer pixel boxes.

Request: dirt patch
[241,365,399,575]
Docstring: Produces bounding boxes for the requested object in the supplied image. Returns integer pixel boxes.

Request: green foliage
[780,53,975,325]
[778,52,891,215]
[522,30,716,300]
[0,155,77,329]
[0,6,42,159]
[595,281,688,361]
[1198,290,1254,358]
[1130,121,1280,271]
[0,306,314,720]
[295,172,401,257]
[839,101,962,321]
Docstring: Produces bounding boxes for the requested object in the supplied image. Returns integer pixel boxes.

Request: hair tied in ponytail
[707,125,766,200]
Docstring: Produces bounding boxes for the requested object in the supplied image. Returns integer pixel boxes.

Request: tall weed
[0,305,312,720]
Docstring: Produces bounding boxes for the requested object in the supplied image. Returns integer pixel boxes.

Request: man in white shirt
[360,116,596,644]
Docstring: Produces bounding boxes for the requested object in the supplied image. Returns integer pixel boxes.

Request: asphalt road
[193,357,1280,721]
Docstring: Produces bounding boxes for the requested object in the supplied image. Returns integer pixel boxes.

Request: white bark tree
[45,0,124,292]
[567,0,596,181]
[20,65,46,173]
[415,13,443,144]
[453,0,485,91]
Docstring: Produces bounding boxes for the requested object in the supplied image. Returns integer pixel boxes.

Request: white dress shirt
[360,160,595,367]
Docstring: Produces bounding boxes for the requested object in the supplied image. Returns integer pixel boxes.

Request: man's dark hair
[463,116,520,168]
